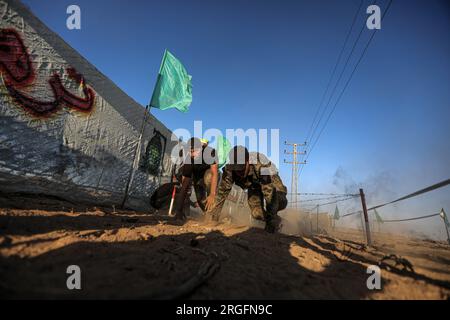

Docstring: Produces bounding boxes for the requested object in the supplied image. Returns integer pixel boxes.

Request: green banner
[333,205,340,220]
[374,209,384,223]
[150,50,192,112]
[217,136,232,169]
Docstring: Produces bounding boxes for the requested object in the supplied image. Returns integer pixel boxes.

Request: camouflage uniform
[192,168,214,212]
[210,152,288,224]
[174,145,218,218]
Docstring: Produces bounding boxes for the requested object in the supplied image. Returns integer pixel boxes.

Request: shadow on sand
[1,210,449,299]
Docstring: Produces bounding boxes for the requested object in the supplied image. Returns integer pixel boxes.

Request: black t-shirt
[182,146,218,180]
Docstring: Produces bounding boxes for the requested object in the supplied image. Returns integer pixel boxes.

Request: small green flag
[217,136,232,169]
[374,209,384,223]
[334,205,340,220]
[150,50,192,112]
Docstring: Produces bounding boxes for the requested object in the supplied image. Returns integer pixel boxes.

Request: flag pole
[120,104,150,209]
[148,49,169,181]
[148,49,168,111]
[120,50,168,209]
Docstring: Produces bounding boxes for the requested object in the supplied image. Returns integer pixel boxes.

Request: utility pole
[284,141,306,209]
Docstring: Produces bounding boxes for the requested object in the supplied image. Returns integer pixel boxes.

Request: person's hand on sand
[205,194,216,211]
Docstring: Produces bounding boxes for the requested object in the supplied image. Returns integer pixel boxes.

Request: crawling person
[208,146,288,233]
[173,137,219,220]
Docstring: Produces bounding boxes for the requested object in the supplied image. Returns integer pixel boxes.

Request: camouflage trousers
[247,184,288,222]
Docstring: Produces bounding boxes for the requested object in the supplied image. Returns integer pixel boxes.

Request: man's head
[187,137,203,159]
[199,138,209,147]
[228,146,250,177]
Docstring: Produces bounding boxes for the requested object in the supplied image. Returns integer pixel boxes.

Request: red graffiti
[0,28,34,86]
[0,28,95,117]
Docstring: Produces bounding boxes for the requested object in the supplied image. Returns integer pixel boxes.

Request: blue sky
[22,0,450,236]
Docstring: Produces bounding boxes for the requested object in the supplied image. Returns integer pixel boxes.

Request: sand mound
[0,207,449,299]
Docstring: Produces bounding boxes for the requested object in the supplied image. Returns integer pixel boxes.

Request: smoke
[214,166,448,242]
[331,166,449,241]
[224,199,318,236]
[333,166,398,204]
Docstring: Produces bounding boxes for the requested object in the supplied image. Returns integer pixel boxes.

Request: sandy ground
[0,198,449,299]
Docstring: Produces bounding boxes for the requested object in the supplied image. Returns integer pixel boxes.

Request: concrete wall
[0,0,177,210]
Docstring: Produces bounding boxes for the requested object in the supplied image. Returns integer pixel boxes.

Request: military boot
[264,215,282,233]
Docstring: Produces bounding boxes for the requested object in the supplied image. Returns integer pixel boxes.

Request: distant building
[0,0,177,210]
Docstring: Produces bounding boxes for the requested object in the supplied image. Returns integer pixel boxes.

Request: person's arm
[261,172,288,216]
[205,163,218,211]
[208,167,233,218]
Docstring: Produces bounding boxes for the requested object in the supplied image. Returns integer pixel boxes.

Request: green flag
[374,209,384,223]
[333,205,340,220]
[216,136,232,169]
[150,50,192,112]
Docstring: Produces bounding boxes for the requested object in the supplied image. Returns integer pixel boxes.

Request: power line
[319,195,359,207]
[300,0,393,177]
[381,212,441,223]
[303,195,359,210]
[307,0,371,153]
[307,0,393,161]
[306,0,393,163]
[342,178,450,218]
[289,194,358,203]
[368,178,450,211]
[342,210,363,218]
[304,0,364,146]
[297,195,353,202]
[287,192,357,196]
[299,1,377,165]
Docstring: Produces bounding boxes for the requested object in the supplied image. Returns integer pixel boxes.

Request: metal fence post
[440,208,450,245]
[359,188,372,246]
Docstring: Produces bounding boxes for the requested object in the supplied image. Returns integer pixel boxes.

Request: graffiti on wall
[0,28,95,117]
